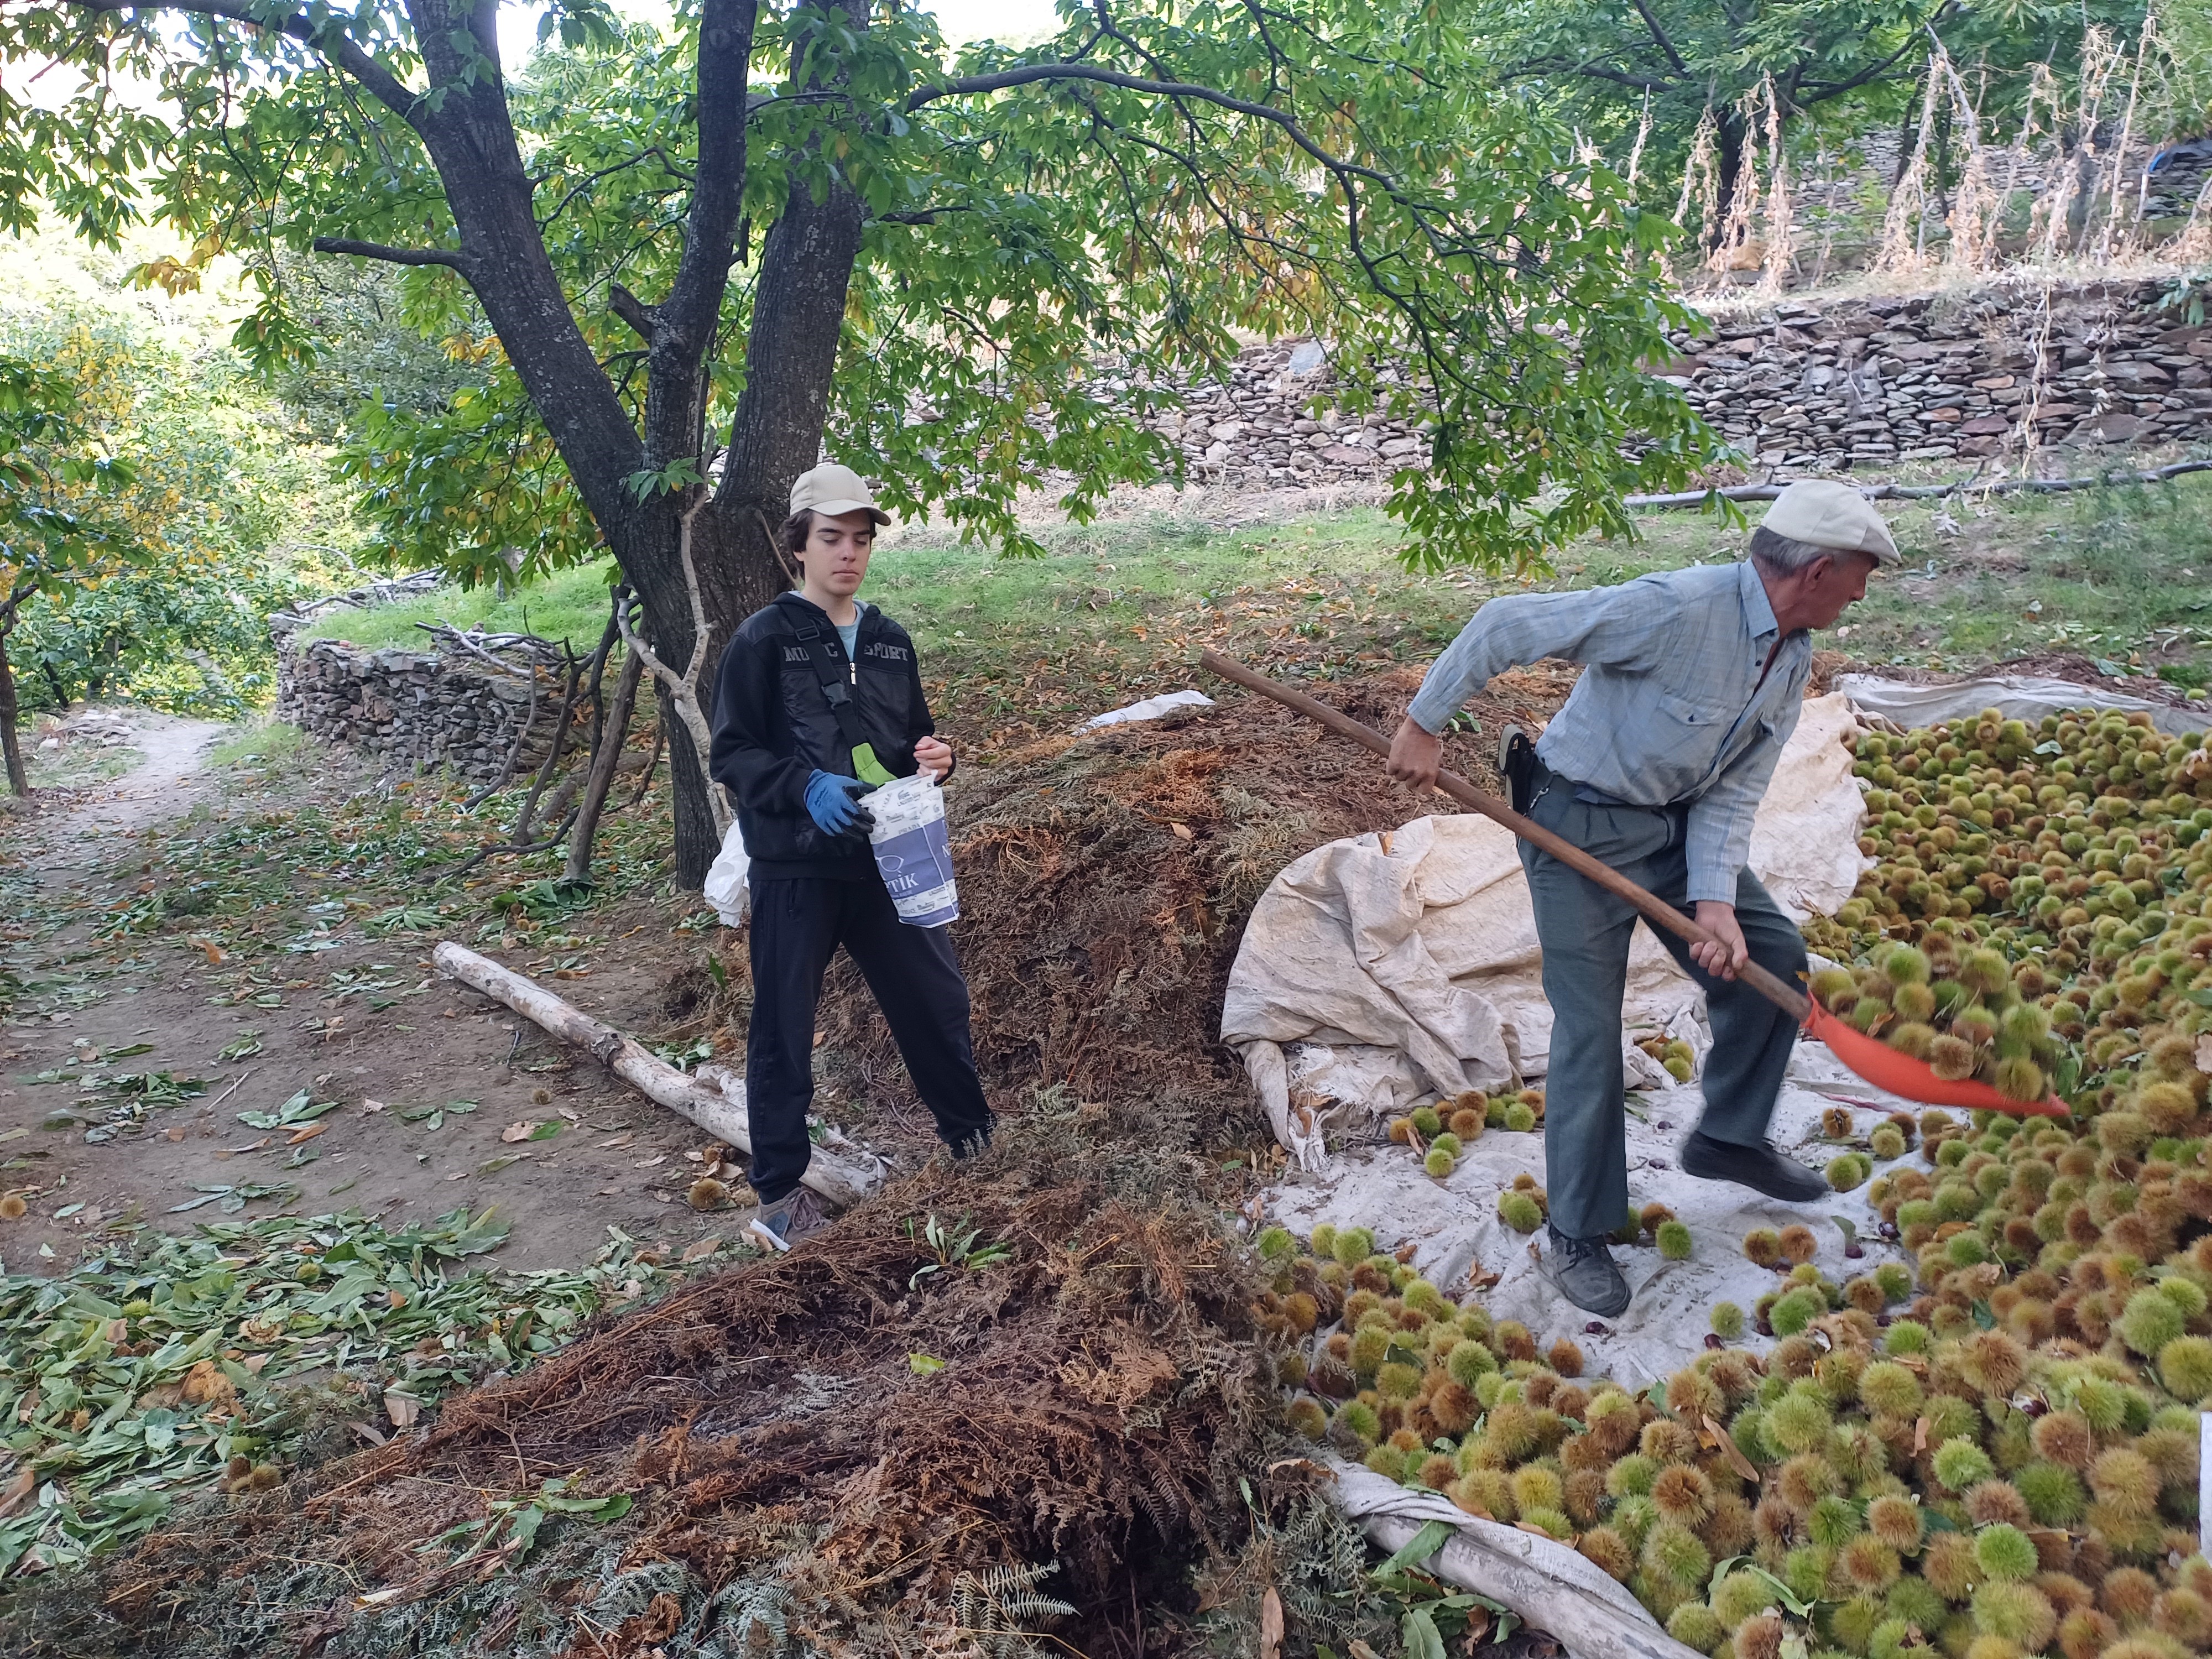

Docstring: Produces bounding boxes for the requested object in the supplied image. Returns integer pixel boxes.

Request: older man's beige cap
[789,461,890,525]
[1761,479,1898,565]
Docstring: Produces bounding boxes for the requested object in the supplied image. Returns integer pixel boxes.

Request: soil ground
[1,715,750,1275]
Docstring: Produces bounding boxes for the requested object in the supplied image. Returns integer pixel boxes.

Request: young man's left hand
[915,737,953,780]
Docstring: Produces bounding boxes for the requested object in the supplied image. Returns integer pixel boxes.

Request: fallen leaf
[383,1389,420,1429]
[361,1099,386,1114]
[285,1122,327,1146]
[1169,821,1193,839]
[164,1126,185,1142]
[634,1154,666,1168]
[681,1237,721,1263]
[1259,1586,1284,1659]
[1707,1413,1760,1483]
[501,1120,540,1143]
[1913,1416,1929,1456]
[347,1420,388,1447]
[0,1467,35,1519]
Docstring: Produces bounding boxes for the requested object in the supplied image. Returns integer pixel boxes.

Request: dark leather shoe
[1540,1224,1631,1318]
[1679,1129,1826,1202]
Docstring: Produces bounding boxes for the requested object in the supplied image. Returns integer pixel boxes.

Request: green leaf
[1373,1520,1457,1578]
[237,1089,335,1130]
[1400,1604,1448,1659]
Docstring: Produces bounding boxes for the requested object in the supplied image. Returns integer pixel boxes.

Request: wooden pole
[432,941,881,1209]
[1196,649,1812,1024]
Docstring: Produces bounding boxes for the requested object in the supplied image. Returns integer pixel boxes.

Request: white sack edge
[1837,670,2206,738]
[1329,1460,1701,1659]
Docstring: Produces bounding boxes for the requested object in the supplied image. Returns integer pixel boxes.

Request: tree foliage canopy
[8,0,1711,573]
[1490,0,2154,211]
[1,0,1721,873]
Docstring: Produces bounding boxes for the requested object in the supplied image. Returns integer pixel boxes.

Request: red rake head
[1802,1000,2070,1120]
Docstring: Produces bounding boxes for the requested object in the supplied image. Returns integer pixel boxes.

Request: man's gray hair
[1748,525,1835,574]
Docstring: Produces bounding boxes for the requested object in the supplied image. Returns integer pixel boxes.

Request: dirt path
[19,713,228,878]
[1,714,759,1276]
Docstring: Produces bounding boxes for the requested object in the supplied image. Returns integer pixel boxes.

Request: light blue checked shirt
[1407,561,1810,905]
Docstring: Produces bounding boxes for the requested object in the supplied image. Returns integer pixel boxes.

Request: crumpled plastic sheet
[1329,1459,1700,1659]
[1261,1042,1915,1389]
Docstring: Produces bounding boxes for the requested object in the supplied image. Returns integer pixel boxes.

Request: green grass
[208,717,306,770]
[1806,473,2212,677]
[300,560,623,653]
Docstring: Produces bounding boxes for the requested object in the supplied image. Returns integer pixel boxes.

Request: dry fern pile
[812,666,1573,1149]
[4,1129,1284,1658]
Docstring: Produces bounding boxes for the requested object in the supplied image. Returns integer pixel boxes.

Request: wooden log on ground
[431,941,882,1209]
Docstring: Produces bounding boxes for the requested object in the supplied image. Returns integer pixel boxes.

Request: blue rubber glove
[805,769,875,837]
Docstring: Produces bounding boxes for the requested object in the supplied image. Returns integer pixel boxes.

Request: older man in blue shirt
[1387,481,1898,1316]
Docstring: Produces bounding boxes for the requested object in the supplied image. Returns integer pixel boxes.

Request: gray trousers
[1518,768,1808,1241]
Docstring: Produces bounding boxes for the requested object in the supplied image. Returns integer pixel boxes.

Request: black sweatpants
[745,874,994,1204]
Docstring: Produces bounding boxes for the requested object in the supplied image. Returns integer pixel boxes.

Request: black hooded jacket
[708,591,937,879]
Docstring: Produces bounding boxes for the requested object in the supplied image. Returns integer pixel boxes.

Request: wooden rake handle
[1197,649,1813,1024]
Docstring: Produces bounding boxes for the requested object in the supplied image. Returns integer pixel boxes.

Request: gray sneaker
[748,1188,828,1254]
[1540,1224,1631,1318]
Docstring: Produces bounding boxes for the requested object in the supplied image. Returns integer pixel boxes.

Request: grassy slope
[298,560,625,654]
[300,474,2212,733]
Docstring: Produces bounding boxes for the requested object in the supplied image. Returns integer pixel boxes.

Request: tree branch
[610,283,659,341]
[905,62,1399,198]
[1625,0,1689,75]
[640,0,758,471]
[311,236,478,273]
[1794,29,1933,107]
[613,499,729,838]
[1564,65,1674,92]
[65,0,419,124]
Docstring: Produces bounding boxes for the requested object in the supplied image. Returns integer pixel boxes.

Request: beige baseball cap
[1761,480,1898,565]
[789,461,890,525]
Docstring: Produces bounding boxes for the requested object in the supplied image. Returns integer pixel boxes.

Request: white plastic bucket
[865,773,959,927]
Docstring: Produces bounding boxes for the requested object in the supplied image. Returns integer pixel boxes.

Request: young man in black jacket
[708,462,994,1251]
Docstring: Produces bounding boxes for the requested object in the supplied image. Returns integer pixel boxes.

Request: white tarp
[1837,671,2205,738]
[1224,693,1867,1167]
[1262,1046,1906,1386]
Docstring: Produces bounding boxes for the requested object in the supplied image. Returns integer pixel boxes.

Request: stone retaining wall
[1658,278,2212,468]
[275,634,565,782]
[1126,278,2212,484]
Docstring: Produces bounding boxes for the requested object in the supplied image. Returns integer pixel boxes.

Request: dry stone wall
[1120,278,2212,484]
[1095,339,1423,491]
[1658,278,2212,469]
[275,633,565,782]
